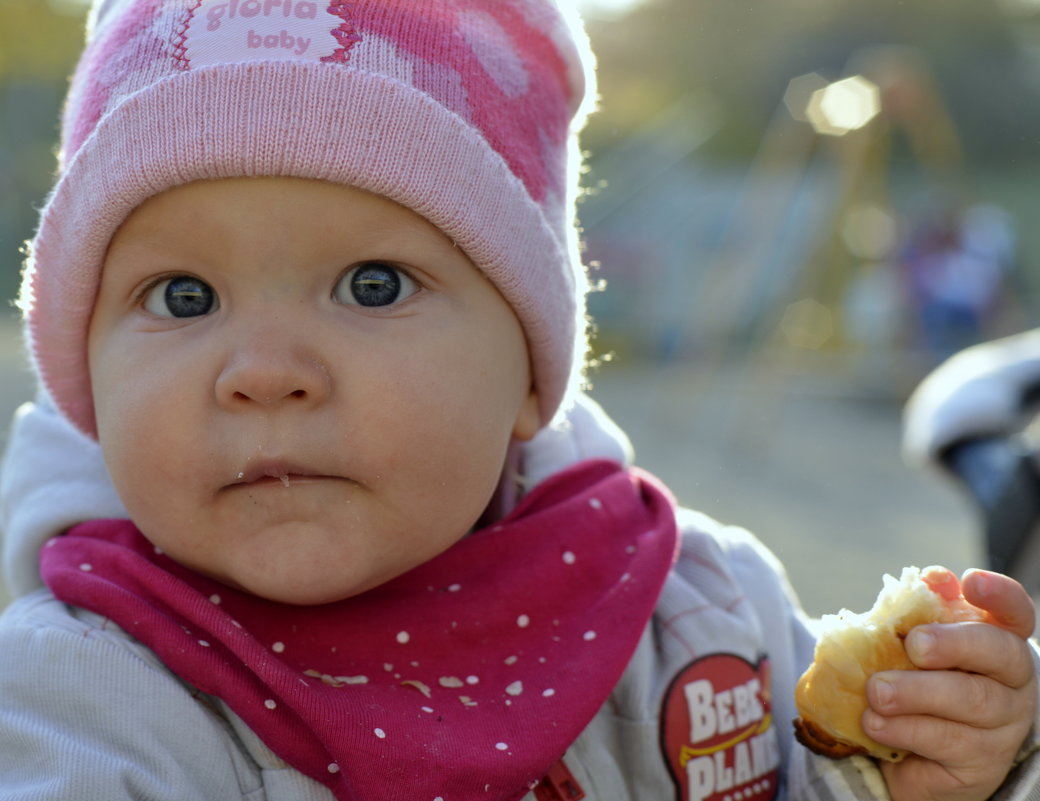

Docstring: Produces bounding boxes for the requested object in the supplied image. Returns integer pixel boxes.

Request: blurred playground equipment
[581,45,1029,404]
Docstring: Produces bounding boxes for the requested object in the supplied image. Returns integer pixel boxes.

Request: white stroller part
[903,329,1040,589]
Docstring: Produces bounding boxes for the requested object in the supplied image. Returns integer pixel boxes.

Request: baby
[0,2,1037,801]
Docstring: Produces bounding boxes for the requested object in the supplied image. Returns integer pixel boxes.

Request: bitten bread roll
[793,566,985,762]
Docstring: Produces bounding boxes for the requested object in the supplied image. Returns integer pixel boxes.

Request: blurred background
[3,0,1040,613]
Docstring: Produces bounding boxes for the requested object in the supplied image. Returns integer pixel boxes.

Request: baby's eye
[334,263,418,308]
[143,276,218,318]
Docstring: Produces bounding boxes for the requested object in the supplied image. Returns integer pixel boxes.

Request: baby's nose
[214,329,331,409]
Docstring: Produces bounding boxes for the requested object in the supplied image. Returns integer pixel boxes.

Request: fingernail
[908,630,936,662]
[971,570,994,599]
[872,677,895,709]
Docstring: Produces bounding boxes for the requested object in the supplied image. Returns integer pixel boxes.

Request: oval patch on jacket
[660,654,780,801]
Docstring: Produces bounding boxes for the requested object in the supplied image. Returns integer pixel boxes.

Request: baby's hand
[864,569,1037,801]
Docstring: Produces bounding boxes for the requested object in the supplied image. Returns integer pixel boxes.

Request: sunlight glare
[577,0,647,17]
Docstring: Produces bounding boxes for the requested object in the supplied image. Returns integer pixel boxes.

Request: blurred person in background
[900,203,1017,359]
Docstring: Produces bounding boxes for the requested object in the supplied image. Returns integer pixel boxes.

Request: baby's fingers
[962,569,1035,639]
[864,669,1032,777]
[903,622,1035,689]
[863,708,998,768]
[867,668,1021,729]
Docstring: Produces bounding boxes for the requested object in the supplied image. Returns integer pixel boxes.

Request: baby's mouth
[229,461,329,489]
[251,473,292,488]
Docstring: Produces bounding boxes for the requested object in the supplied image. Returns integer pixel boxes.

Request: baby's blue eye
[143,276,218,318]
[335,263,418,308]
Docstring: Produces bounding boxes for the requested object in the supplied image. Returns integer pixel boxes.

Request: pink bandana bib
[42,460,678,801]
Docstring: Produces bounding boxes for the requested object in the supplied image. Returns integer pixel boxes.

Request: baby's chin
[197,563,394,607]
[209,577,351,607]
[143,542,385,607]
[137,510,478,606]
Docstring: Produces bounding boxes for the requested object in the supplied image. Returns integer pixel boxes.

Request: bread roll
[793,566,984,762]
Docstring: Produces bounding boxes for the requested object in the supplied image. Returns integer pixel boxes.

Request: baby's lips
[921,565,962,602]
[231,458,322,487]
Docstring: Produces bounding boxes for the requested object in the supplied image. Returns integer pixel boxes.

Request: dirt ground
[0,318,978,616]
[585,354,979,616]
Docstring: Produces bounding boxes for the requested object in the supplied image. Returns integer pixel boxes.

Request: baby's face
[88,177,540,605]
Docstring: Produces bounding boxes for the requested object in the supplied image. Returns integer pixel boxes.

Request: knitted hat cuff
[23,62,583,437]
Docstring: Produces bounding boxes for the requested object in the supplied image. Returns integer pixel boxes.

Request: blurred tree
[583,0,1040,165]
[0,0,87,79]
[0,0,89,311]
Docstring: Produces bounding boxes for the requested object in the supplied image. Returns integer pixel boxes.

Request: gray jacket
[1,395,1038,800]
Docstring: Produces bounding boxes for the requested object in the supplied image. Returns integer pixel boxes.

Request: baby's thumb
[962,569,1035,639]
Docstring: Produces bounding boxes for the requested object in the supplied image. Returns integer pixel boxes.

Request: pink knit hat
[19,0,595,437]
